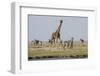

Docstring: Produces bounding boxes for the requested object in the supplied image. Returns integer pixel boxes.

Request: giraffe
[69,37,74,48]
[51,20,63,43]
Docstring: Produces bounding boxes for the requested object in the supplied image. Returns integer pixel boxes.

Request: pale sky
[28,15,88,41]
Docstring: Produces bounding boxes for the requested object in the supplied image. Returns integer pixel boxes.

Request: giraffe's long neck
[56,22,62,33]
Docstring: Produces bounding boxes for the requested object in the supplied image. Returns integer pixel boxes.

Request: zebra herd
[30,37,85,49]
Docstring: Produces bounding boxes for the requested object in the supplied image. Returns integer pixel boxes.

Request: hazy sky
[28,15,88,41]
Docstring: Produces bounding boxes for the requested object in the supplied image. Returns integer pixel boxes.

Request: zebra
[80,38,84,46]
[63,40,70,49]
[31,39,43,47]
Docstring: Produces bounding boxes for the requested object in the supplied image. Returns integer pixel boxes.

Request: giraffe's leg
[52,39,55,47]
[53,38,57,47]
[55,38,57,43]
[58,38,62,49]
[56,38,61,49]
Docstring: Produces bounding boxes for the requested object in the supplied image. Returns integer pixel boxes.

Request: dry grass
[28,41,88,59]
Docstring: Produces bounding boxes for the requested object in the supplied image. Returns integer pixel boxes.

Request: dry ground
[28,41,88,60]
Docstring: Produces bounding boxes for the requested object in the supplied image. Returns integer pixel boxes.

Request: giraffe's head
[60,20,63,24]
[72,37,74,40]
